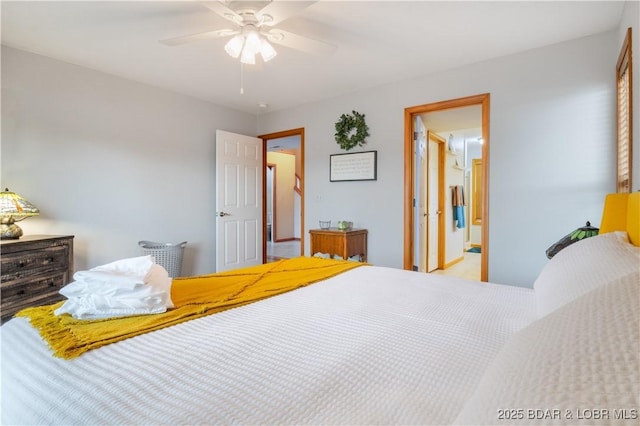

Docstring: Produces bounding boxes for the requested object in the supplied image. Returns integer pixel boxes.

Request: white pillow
[534,231,639,318]
[454,271,640,425]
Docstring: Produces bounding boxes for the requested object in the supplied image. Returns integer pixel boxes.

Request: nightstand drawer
[1,245,69,282]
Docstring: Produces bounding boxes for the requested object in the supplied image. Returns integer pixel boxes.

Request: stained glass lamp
[545,221,599,259]
[0,188,40,239]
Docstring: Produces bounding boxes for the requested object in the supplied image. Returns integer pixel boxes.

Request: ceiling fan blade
[257,1,315,26]
[200,1,242,24]
[266,29,336,56]
[160,29,238,46]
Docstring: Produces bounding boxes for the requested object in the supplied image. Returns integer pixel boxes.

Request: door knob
[216,211,231,217]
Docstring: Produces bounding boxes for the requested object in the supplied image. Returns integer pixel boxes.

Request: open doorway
[260,128,305,263]
[404,94,489,281]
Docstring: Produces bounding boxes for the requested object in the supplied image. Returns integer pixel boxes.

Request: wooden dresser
[1,235,74,324]
[309,228,367,262]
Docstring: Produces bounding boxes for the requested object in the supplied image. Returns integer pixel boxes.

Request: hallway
[266,240,301,263]
[431,252,481,281]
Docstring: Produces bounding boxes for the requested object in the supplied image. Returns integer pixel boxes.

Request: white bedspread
[1,266,536,425]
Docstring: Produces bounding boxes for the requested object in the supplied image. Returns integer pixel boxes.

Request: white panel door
[215,130,263,272]
[418,134,428,273]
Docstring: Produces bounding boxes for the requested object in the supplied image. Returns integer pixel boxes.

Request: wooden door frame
[259,128,305,263]
[404,94,490,281]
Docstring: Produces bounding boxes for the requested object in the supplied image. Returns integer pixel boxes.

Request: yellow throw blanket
[17,257,366,359]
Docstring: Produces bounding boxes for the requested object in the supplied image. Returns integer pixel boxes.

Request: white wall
[444,150,465,265]
[3,20,634,288]
[1,46,256,275]
[258,30,619,287]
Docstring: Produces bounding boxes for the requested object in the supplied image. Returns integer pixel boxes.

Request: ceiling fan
[160,1,336,65]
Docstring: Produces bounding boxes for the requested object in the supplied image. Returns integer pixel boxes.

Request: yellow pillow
[599,192,640,247]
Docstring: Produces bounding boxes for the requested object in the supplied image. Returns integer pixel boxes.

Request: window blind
[616,28,632,193]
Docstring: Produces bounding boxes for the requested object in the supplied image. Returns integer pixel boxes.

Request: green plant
[334,110,369,151]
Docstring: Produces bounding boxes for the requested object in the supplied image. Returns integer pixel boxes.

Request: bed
[1,193,638,425]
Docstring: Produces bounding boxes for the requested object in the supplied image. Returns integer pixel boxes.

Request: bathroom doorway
[404,94,489,281]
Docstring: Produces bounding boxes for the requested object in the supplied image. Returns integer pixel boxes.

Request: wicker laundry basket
[138,240,187,278]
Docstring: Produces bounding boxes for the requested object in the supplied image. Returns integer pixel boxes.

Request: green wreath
[334,110,370,151]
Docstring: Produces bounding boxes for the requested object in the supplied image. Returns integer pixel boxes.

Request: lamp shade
[224,35,244,58]
[0,188,40,239]
[260,39,277,62]
[243,31,261,56]
[545,221,599,259]
[240,46,256,65]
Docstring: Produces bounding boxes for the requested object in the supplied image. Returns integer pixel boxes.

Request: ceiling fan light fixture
[224,35,245,58]
[260,39,277,62]
[240,45,256,65]
[243,31,262,56]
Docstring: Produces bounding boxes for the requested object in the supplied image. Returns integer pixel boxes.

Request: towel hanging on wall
[452,185,466,206]
[452,185,466,228]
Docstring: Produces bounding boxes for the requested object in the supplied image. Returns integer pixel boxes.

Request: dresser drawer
[1,273,66,322]
[1,235,74,324]
[2,273,65,305]
[1,245,69,283]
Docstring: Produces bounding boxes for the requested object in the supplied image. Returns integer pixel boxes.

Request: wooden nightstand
[309,228,367,262]
[1,235,74,324]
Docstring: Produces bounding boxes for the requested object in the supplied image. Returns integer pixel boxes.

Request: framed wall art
[330,151,377,182]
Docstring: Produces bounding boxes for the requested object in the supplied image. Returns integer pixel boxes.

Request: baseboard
[273,237,300,243]
[443,256,464,269]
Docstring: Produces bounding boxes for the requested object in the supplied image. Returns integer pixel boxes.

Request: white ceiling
[1,1,625,115]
